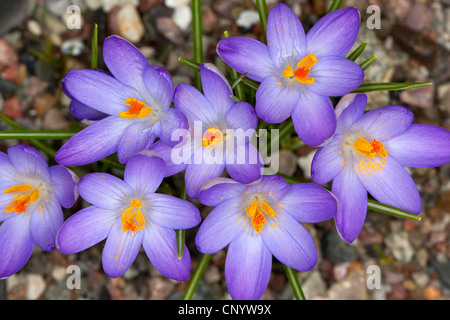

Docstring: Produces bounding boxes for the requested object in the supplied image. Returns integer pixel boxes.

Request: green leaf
[353,81,432,93]
[255,0,269,43]
[346,42,367,61]
[191,0,203,91]
[91,23,98,69]
[360,55,377,70]
[0,130,78,140]
[327,0,344,13]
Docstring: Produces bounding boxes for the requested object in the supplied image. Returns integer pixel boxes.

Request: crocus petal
[185,162,225,199]
[30,196,63,252]
[143,221,191,281]
[198,178,246,207]
[217,37,275,82]
[291,90,336,146]
[7,145,50,181]
[225,231,272,300]
[102,218,144,278]
[355,156,422,214]
[174,83,217,124]
[0,215,34,279]
[332,166,368,243]
[306,7,360,57]
[55,116,129,166]
[261,212,317,271]
[311,136,345,185]
[143,65,174,111]
[200,63,235,119]
[70,99,107,121]
[195,198,247,254]
[226,102,258,132]
[63,69,139,115]
[385,124,450,168]
[103,35,149,94]
[0,152,18,182]
[124,153,165,195]
[245,175,290,201]
[146,193,201,229]
[49,165,78,208]
[255,76,300,124]
[351,106,413,141]
[335,93,368,134]
[117,121,157,164]
[77,172,133,209]
[279,183,337,223]
[308,56,364,97]
[226,143,263,184]
[56,206,117,254]
[266,3,307,67]
[158,108,189,147]
[147,142,187,177]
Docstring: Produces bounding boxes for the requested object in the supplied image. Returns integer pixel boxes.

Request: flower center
[246,200,276,233]
[119,98,152,119]
[283,54,317,85]
[353,137,388,158]
[4,184,40,214]
[121,199,145,233]
[202,126,223,148]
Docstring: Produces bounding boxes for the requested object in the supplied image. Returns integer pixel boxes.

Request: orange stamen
[119,98,151,119]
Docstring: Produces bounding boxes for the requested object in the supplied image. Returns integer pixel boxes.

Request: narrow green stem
[256,0,269,43]
[224,31,246,101]
[0,114,57,157]
[0,130,78,140]
[91,23,98,69]
[283,265,306,300]
[176,187,188,259]
[353,82,432,93]
[191,0,203,91]
[182,254,212,300]
[327,0,344,13]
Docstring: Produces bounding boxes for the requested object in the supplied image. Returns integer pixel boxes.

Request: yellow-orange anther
[353,137,388,158]
[4,184,40,214]
[283,54,317,85]
[245,200,276,233]
[121,199,145,233]
[119,98,151,119]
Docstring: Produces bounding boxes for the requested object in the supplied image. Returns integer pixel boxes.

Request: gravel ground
[0,0,449,300]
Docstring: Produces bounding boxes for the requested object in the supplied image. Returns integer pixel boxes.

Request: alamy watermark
[366,265,381,290]
[66,5,82,30]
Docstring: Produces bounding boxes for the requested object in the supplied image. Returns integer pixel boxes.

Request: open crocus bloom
[56,35,188,166]
[196,175,337,299]
[311,93,450,243]
[0,145,78,278]
[172,63,263,198]
[217,3,364,146]
[56,153,201,280]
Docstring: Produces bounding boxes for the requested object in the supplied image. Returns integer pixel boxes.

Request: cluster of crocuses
[1,4,449,300]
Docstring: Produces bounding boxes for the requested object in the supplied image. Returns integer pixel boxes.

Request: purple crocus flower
[55,35,188,166]
[56,153,201,280]
[217,4,364,146]
[0,145,78,278]
[172,63,263,199]
[195,175,337,300]
[311,93,450,243]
